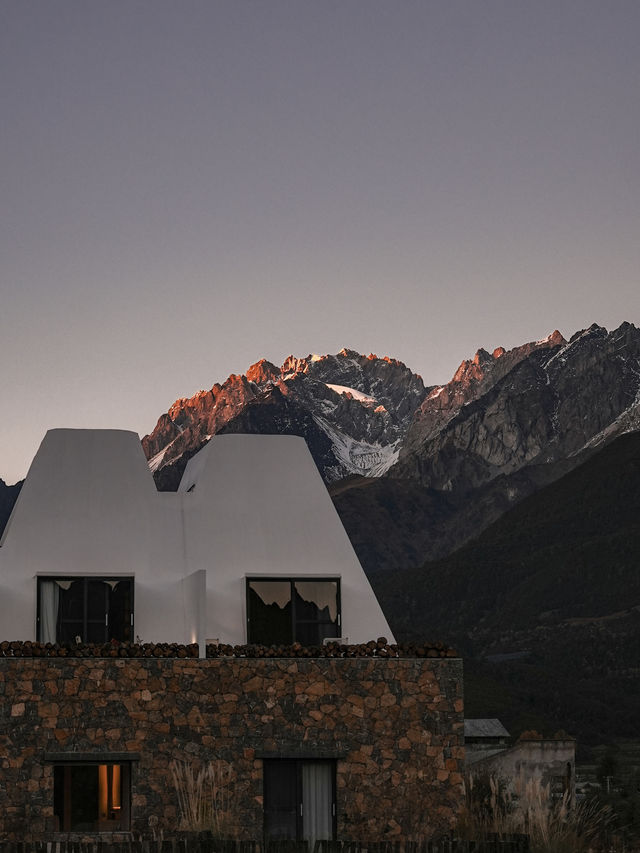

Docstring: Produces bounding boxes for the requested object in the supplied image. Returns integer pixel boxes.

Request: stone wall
[0,656,464,841]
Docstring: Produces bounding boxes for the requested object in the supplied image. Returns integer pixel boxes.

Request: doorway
[263,759,336,844]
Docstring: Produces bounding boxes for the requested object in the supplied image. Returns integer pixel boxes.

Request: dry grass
[514,775,613,853]
[170,758,236,837]
[459,771,617,853]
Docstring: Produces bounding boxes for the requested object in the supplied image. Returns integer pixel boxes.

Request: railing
[0,836,530,853]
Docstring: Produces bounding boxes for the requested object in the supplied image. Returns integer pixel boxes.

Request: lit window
[37,577,133,644]
[53,763,131,832]
[247,578,340,645]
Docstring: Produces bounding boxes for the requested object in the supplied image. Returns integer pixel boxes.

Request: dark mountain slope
[374,430,640,742]
[394,323,640,491]
[0,479,22,540]
[333,323,640,575]
[331,453,582,575]
[377,430,640,643]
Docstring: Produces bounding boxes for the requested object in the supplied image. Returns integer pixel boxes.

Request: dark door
[263,759,335,844]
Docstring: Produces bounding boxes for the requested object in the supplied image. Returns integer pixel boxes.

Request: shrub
[170,758,236,836]
[459,771,615,852]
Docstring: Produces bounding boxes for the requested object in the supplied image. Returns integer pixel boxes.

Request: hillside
[374,430,640,744]
[0,480,22,541]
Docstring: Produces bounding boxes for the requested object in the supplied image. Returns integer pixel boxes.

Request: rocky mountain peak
[395,322,640,491]
[473,348,493,366]
[337,347,361,359]
[246,359,280,385]
[547,329,566,347]
[142,347,428,489]
[281,354,312,376]
[139,323,639,503]
[569,323,607,343]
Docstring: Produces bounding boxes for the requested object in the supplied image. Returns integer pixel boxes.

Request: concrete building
[0,429,464,842]
[465,720,575,802]
[0,429,394,649]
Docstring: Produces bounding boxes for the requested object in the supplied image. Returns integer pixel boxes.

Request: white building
[0,429,394,649]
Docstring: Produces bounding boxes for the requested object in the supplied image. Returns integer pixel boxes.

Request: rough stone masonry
[0,655,464,841]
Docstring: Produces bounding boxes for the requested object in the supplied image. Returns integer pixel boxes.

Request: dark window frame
[263,758,337,843]
[50,759,132,833]
[36,576,134,644]
[246,577,341,646]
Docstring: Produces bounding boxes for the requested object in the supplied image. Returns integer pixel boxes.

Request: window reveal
[263,759,335,844]
[246,578,340,645]
[37,577,133,644]
[53,763,130,832]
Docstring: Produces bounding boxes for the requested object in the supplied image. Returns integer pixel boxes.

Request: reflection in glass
[38,578,133,644]
[247,581,292,645]
[247,579,339,646]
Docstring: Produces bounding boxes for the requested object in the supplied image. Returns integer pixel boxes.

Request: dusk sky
[3,1,639,484]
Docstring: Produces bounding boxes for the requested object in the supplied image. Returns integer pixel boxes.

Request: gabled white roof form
[464,719,511,739]
[179,434,394,645]
[0,429,394,645]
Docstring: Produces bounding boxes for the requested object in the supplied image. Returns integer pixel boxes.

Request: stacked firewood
[0,638,457,658]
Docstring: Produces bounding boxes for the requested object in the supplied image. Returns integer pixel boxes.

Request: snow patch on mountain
[148,446,169,473]
[313,415,400,478]
[325,384,378,406]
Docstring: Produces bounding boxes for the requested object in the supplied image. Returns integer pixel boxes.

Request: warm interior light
[98,765,108,820]
[111,764,121,809]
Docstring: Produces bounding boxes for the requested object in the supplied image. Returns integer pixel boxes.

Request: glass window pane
[85,621,107,644]
[69,766,99,830]
[39,577,133,644]
[53,764,129,831]
[86,581,108,621]
[248,581,292,645]
[38,580,60,644]
[58,621,84,644]
[264,761,298,840]
[264,760,335,843]
[296,621,339,647]
[60,580,85,622]
[294,581,338,622]
[302,761,333,843]
[109,581,133,642]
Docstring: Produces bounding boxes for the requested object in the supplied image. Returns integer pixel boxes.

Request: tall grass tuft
[514,774,613,853]
[170,758,236,836]
[459,771,616,853]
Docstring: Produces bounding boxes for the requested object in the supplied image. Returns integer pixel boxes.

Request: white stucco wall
[0,429,394,645]
[180,434,394,644]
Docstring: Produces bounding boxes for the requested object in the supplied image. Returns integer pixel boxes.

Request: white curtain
[302,762,333,845]
[39,580,59,644]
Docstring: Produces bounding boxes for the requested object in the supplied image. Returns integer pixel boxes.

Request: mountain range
[3,321,640,583]
[142,348,428,490]
[1,321,639,744]
[374,429,640,745]
[140,322,640,576]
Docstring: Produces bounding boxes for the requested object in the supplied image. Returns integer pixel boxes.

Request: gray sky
[2,0,639,484]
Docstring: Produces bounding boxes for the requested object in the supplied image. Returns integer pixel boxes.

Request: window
[263,759,335,844]
[37,577,133,644]
[247,578,340,646]
[53,763,131,832]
